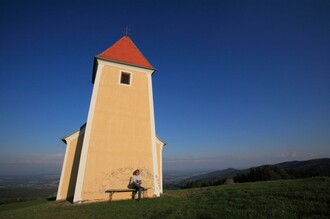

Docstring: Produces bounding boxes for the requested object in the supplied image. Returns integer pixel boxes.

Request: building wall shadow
[66,127,85,202]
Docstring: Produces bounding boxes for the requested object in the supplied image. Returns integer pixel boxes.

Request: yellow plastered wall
[57,130,85,201]
[80,64,156,201]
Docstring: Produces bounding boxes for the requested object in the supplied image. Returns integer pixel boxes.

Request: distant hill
[163,170,210,189]
[182,158,330,189]
[274,158,330,176]
[163,168,246,189]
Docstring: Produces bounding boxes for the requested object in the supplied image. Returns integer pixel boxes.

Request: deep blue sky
[1,0,329,174]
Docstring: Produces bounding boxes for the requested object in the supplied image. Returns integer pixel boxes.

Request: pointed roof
[96,36,154,69]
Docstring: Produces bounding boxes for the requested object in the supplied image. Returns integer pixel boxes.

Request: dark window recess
[120,72,131,85]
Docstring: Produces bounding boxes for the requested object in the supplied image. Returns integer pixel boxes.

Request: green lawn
[0,177,329,219]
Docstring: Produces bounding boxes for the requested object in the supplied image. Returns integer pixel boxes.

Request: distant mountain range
[274,158,330,176]
[192,158,330,181]
[179,158,330,189]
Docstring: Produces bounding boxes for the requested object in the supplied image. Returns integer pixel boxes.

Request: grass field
[0,177,329,219]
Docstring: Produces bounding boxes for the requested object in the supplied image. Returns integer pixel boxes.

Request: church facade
[56,36,165,203]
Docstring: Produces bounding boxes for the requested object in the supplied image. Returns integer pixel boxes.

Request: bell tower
[56,36,165,203]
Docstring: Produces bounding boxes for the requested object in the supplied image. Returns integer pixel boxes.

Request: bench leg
[142,189,148,198]
[109,192,114,202]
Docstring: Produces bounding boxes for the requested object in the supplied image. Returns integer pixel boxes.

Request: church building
[56,36,166,203]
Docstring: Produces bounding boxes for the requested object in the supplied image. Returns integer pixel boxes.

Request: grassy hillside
[0,177,329,219]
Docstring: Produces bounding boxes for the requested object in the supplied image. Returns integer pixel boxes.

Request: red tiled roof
[97,36,154,69]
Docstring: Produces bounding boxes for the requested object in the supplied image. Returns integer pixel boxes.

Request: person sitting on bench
[130,169,144,200]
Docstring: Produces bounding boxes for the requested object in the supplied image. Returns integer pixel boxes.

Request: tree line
[182,165,314,189]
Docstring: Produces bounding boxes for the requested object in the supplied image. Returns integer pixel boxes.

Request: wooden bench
[105,188,149,201]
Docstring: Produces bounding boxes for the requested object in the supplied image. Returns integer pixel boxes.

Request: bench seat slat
[106,189,135,193]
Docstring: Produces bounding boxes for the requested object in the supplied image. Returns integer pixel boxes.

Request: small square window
[120,72,131,85]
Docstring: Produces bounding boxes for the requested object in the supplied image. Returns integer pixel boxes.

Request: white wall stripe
[147,73,160,196]
[156,137,165,194]
[73,63,104,203]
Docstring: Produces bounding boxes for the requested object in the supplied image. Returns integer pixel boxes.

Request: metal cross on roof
[124,26,131,36]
